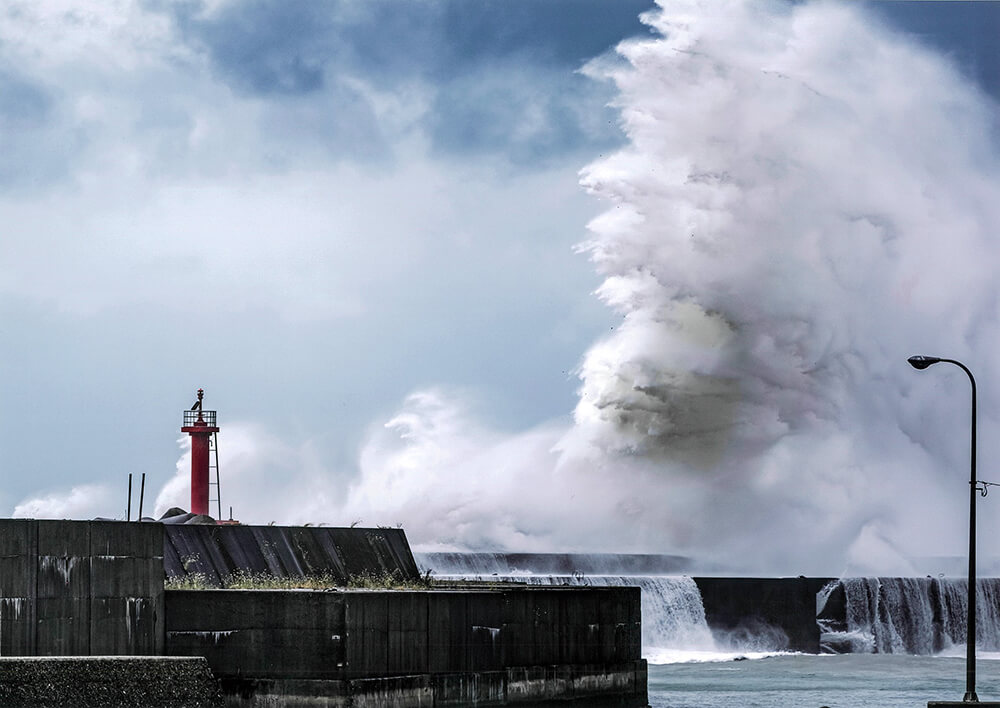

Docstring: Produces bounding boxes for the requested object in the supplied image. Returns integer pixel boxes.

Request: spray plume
[149,0,1000,574]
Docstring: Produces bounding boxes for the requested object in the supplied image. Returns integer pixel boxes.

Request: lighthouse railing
[183,410,218,427]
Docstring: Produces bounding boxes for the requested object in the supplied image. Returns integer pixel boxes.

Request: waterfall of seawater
[827,578,1000,654]
[486,574,716,652]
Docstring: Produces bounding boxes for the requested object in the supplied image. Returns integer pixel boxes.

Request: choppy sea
[648,652,1000,708]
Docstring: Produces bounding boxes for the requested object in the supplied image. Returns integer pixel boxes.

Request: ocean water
[648,653,1000,708]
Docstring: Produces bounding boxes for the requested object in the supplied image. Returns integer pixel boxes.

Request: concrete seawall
[0,520,647,706]
[165,587,647,706]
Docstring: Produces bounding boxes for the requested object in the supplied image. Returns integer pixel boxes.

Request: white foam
[646,648,795,665]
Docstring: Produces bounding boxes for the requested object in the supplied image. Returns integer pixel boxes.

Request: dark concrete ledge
[219,661,647,707]
[0,656,222,707]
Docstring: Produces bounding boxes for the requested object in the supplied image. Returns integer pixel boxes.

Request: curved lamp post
[908,355,981,704]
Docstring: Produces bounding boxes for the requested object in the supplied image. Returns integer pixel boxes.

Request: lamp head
[908,355,941,370]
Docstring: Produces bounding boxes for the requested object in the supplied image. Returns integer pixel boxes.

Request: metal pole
[941,359,978,703]
[127,473,133,522]
[138,473,146,521]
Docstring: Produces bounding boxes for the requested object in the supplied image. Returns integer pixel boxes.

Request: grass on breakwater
[165,568,437,591]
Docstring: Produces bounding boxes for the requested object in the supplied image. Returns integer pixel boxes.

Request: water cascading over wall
[488,574,716,652]
[819,577,1000,654]
[415,553,716,652]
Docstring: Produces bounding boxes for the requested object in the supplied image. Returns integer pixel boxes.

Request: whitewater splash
[334,0,1000,575]
[820,578,1000,655]
[417,552,792,663]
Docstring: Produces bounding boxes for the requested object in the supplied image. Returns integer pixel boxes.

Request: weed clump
[164,568,435,591]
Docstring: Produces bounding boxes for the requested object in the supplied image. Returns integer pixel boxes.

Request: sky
[3,0,1000,575]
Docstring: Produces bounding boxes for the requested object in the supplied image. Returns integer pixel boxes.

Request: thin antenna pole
[138,473,146,521]
[127,473,133,522]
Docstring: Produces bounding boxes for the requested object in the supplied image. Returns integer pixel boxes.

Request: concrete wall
[219,663,647,707]
[163,525,419,585]
[694,577,834,653]
[0,656,221,707]
[165,586,641,679]
[0,520,164,657]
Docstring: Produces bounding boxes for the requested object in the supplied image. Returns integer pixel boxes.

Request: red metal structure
[181,389,219,517]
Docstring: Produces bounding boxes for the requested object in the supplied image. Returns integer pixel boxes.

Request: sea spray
[338,0,1000,576]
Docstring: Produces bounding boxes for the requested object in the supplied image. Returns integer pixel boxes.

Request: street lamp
[909,355,996,706]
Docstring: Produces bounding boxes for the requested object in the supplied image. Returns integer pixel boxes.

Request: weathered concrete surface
[163,525,419,585]
[694,577,834,653]
[166,586,641,682]
[0,519,164,657]
[0,656,221,707]
[218,662,646,707]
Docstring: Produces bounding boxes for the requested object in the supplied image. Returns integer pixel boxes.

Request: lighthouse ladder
[208,432,222,520]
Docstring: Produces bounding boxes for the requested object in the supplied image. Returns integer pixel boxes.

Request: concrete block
[502,592,535,667]
[0,556,33,599]
[528,590,564,665]
[387,592,427,675]
[598,589,631,663]
[90,597,157,656]
[37,520,90,558]
[89,521,162,559]
[36,597,90,655]
[427,592,468,673]
[467,593,503,671]
[90,557,160,598]
[344,593,389,678]
[0,597,32,656]
[0,519,36,558]
[166,590,345,632]
[37,555,90,599]
[563,590,601,665]
[170,628,345,679]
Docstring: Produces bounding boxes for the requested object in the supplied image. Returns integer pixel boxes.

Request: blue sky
[3,1,1000,567]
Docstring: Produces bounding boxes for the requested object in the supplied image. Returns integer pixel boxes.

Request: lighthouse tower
[181,389,219,517]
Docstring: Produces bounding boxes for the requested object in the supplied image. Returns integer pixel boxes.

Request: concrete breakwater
[163,524,419,586]
[165,586,647,706]
[0,520,647,707]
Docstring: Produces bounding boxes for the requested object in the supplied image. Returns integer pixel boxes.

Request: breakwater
[165,586,646,706]
[0,520,647,706]
[418,552,1000,657]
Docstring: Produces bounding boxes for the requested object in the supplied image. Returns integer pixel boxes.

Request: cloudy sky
[4,0,1000,573]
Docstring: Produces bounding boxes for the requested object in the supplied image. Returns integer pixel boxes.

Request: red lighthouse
[181,389,219,517]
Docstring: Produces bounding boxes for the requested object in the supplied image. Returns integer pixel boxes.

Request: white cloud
[12,484,115,520]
